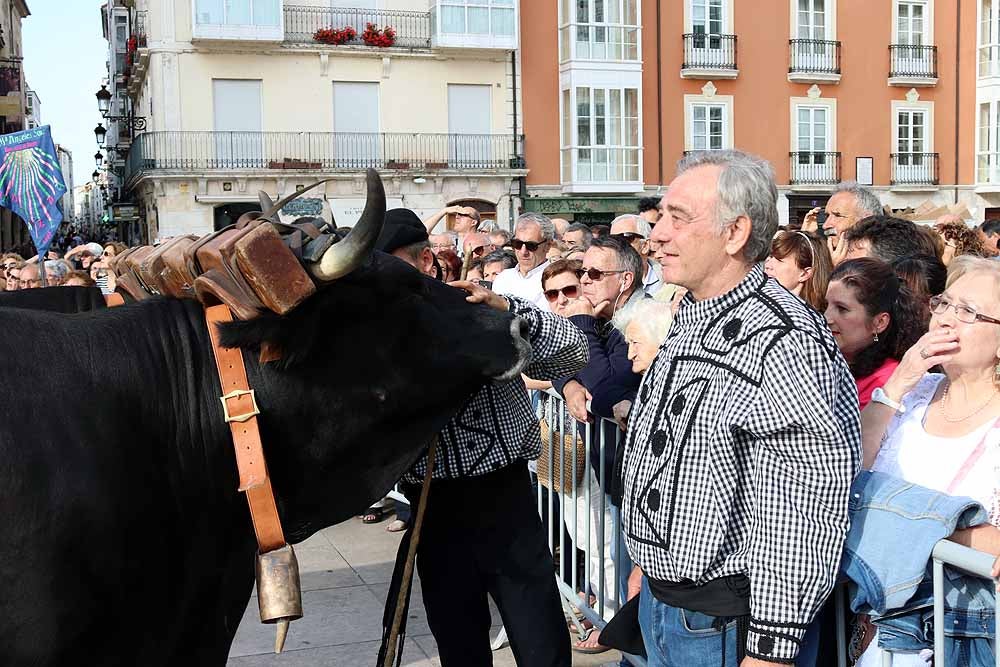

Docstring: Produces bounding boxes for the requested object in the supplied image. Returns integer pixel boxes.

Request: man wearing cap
[376,209,437,277]
[376,207,586,667]
[65,242,106,272]
[610,214,662,297]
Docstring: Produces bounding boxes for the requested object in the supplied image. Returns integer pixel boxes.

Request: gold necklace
[940,380,1000,423]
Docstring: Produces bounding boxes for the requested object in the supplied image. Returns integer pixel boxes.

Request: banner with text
[0,125,67,256]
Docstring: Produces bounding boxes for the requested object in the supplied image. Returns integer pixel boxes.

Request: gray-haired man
[807,181,881,265]
[492,212,555,309]
[610,213,662,297]
[623,150,860,665]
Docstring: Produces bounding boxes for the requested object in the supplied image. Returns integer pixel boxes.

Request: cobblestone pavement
[227,517,622,667]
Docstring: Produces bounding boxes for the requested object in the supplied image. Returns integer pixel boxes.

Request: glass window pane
[694,106,706,121]
[253,0,280,26]
[563,90,572,147]
[578,0,589,23]
[493,8,515,35]
[468,8,490,33]
[227,0,251,25]
[196,0,224,24]
[442,7,466,32]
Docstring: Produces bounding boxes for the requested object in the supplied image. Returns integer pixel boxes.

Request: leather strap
[104,293,125,308]
[205,304,287,553]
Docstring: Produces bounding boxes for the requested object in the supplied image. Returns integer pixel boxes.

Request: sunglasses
[544,285,580,302]
[576,267,625,281]
[511,238,545,252]
[612,232,645,242]
[469,245,491,257]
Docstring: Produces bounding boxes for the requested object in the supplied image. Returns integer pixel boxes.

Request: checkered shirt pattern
[621,265,860,663]
[405,296,589,482]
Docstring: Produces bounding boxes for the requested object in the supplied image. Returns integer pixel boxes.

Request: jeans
[637,576,738,667]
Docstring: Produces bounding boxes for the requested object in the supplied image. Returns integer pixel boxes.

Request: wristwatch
[871,387,905,413]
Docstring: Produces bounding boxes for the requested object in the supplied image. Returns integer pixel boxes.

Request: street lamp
[91,170,99,183]
[94,123,107,148]
[94,151,104,169]
[95,84,112,116]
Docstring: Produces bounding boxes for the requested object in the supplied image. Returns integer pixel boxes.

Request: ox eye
[373,387,388,402]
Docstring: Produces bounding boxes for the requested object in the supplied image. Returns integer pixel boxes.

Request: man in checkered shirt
[621,150,860,666]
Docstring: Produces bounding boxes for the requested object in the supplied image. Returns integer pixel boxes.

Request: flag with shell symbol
[0,125,67,258]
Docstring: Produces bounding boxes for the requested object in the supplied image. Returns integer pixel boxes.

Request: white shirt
[873,373,1000,523]
[642,259,663,297]
[492,260,551,311]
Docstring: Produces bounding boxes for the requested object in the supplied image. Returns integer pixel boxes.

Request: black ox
[0,176,531,665]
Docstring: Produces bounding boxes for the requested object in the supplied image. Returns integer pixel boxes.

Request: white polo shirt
[492,260,551,311]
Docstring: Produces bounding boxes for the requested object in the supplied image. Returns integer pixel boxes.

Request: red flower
[361,23,396,47]
[313,25,357,45]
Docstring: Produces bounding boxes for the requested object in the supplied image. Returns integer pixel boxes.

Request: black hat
[376,208,428,254]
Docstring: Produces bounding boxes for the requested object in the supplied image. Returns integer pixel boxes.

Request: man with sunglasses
[610,214,663,297]
[492,212,555,309]
[424,205,481,252]
[461,232,495,261]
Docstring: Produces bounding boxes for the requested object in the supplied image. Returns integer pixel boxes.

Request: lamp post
[96,84,112,116]
[94,152,104,170]
[94,123,107,148]
[94,85,147,136]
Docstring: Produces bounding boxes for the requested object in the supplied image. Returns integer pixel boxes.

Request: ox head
[219,170,530,541]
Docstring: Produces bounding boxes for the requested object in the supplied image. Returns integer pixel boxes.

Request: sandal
[571,627,611,655]
[361,506,387,524]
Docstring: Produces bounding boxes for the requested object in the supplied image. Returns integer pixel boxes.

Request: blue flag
[0,125,67,257]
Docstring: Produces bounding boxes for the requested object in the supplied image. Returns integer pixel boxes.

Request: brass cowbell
[255,544,304,653]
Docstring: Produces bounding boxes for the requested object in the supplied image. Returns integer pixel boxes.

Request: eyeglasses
[576,267,625,281]
[612,232,645,242]
[929,295,1000,325]
[511,239,544,252]
[469,244,492,257]
[544,285,580,302]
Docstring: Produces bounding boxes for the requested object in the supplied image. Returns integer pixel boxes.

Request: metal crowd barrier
[497,389,999,666]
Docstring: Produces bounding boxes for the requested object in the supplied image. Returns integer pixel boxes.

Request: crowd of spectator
[7,165,1000,666]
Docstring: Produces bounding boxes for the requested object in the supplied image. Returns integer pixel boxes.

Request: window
[692,0,723,43]
[441,0,515,37]
[561,86,640,185]
[684,95,733,151]
[193,0,282,40]
[897,1,926,45]
[560,0,639,62]
[797,0,827,40]
[978,101,1000,183]
[896,109,927,156]
[894,106,934,183]
[333,81,380,167]
[981,0,1000,77]
[790,99,838,183]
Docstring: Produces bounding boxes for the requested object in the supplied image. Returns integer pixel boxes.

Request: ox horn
[311,168,385,282]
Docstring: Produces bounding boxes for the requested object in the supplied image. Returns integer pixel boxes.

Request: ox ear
[218,304,325,370]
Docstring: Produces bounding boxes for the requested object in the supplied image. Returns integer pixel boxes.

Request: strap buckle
[221,389,261,423]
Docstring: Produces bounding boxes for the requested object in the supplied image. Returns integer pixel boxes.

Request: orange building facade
[518,0,1000,226]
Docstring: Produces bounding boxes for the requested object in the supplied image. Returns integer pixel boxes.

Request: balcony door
[448,84,492,168]
[212,79,263,169]
[896,108,930,183]
[690,0,725,61]
[333,81,380,168]
[795,0,834,70]
[795,105,835,182]
[895,1,931,73]
[331,0,377,36]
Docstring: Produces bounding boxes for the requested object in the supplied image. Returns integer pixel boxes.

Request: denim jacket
[841,471,995,660]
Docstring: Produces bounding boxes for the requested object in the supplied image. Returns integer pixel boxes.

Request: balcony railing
[789,39,841,75]
[889,44,938,79]
[284,4,431,48]
[125,131,526,183]
[682,33,737,71]
[132,10,147,47]
[891,152,939,186]
[789,152,841,186]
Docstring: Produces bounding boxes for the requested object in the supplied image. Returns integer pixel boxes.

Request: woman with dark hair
[765,230,833,311]
[825,258,927,408]
[435,248,462,283]
[892,255,947,324]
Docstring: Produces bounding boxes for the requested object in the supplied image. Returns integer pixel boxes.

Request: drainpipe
[656,0,663,187]
[954,0,961,204]
[511,48,524,229]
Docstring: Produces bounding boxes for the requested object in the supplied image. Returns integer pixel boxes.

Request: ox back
[0,285,107,313]
[0,253,527,665]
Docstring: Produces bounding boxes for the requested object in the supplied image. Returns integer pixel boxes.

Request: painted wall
[522,0,977,189]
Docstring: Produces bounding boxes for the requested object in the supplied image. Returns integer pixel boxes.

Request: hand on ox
[449,280,509,312]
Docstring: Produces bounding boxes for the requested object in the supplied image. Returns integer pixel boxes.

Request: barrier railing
[514,392,997,666]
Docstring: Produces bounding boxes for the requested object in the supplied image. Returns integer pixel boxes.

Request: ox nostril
[515,317,530,341]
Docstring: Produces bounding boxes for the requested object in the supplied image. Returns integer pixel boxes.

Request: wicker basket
[536,418,587,494]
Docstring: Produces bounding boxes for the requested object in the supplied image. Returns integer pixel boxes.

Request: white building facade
[106,0,525,242]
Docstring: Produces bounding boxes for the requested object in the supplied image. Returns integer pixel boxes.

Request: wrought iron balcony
[681,33,738,77]
[889,45,938,82]
[789,39,841,81]
[891,152,939,186]
[789,152,841,186]
[132,10,147,47]
[125,131,526,184]
[284,4,431,49]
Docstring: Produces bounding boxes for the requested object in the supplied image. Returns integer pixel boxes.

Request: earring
[873,332,879,343]
[994,361,1000,387]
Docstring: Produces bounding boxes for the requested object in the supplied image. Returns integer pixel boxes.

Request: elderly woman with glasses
[853,259,1000,665]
